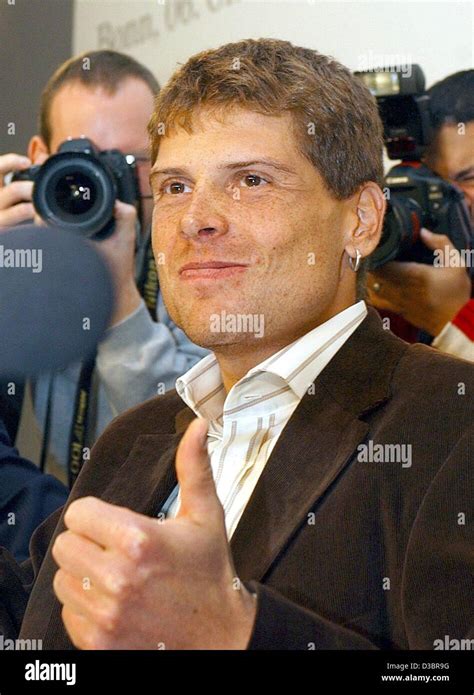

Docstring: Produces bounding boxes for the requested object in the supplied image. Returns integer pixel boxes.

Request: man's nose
[180,188,229,240]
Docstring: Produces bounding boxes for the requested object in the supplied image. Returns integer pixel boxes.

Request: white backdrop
[73,0,474,90]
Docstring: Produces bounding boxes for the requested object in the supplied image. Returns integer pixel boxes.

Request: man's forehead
[153,107,301,167]
[165,105,294,138]
[49,79,153,153]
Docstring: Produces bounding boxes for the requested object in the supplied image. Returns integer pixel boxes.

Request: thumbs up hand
[52,418,257,650]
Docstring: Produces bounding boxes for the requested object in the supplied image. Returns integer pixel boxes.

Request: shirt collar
[176,300,367,420]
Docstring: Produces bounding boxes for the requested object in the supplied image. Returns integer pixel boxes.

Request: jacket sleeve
[245,581,377,649]
[401,421,474,648]
[0,506,64,639]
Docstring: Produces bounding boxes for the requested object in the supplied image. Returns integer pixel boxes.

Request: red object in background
[376,309,420,343]
[452,299,474,341]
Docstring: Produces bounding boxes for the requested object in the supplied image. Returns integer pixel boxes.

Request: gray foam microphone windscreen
[0,225,115,377]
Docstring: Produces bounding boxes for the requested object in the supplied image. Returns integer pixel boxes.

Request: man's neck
[214,312,344,393]
[215,341,292,394]
[213,294,360,393]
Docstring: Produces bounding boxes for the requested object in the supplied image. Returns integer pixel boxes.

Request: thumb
[420,227,455,253]
[175,418,221,523]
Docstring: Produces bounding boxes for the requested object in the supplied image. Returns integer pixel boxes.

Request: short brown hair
[39,50,160,147]
[148,38,384,198]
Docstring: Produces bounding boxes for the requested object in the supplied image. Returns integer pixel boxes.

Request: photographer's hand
[94,200,142,327]
[367,228,471,336]
[0,153,35,229]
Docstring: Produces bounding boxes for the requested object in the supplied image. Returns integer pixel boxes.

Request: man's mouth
[178,261,249,280]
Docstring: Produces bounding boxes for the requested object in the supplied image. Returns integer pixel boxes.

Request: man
[0,50,208,475]
[368,70,474,361]
[0,39,472,650]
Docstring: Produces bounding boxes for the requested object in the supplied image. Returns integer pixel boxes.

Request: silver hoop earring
[348,249,362,272]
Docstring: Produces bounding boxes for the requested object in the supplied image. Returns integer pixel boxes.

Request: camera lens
[33,153,116,238]
[369,197,423,268]
[54,172,97,216]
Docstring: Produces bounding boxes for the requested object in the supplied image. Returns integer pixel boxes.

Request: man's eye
[161,181,191,195]
[239,174,268,188]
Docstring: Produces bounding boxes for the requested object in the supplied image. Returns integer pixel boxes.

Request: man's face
[426,122,474,221]
[34,77,155,228]
[150,106,354,351]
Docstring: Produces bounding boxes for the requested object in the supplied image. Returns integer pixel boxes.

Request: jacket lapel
[99,434,179,516]
[230,389,369,581]
[99,405,197,516]
[230,308,409,581]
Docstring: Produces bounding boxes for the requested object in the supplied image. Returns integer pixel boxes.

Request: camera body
[376,161,472,267]
[355,65,473,273]
[12,138,140,240]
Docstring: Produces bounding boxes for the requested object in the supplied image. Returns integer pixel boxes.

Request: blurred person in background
[368,70,474,361]
[0,51,208,485]
[0,417,68,562]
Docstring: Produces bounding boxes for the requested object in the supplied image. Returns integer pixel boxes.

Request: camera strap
[67,355,96,488]
[137,232,159,318]
[64,232,158,487]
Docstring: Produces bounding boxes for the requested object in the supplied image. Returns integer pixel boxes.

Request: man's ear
[344,182,386,259]
[28,136,49,165]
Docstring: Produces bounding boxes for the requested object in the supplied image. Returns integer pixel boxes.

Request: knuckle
[52,534,66,561]
[106,568,136,599]
[53,568,65,595]
[95,605,121,633]
[82,627,110,650]
[124,524,152,560]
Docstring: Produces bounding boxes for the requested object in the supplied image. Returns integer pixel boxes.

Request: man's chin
[180,324,262,351]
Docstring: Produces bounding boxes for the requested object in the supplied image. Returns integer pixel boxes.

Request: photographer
[0,51,208,480]
[367,70,474,361]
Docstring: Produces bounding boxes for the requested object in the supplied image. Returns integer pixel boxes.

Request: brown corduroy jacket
[1,308,473,649]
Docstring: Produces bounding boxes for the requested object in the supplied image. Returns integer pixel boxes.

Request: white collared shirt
[163,301,368,538]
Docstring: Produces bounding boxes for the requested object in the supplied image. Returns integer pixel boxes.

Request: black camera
[12,138,140,240]
[355,65,473,273]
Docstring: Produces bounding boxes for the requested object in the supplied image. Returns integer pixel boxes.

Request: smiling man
[1,38,473,650]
